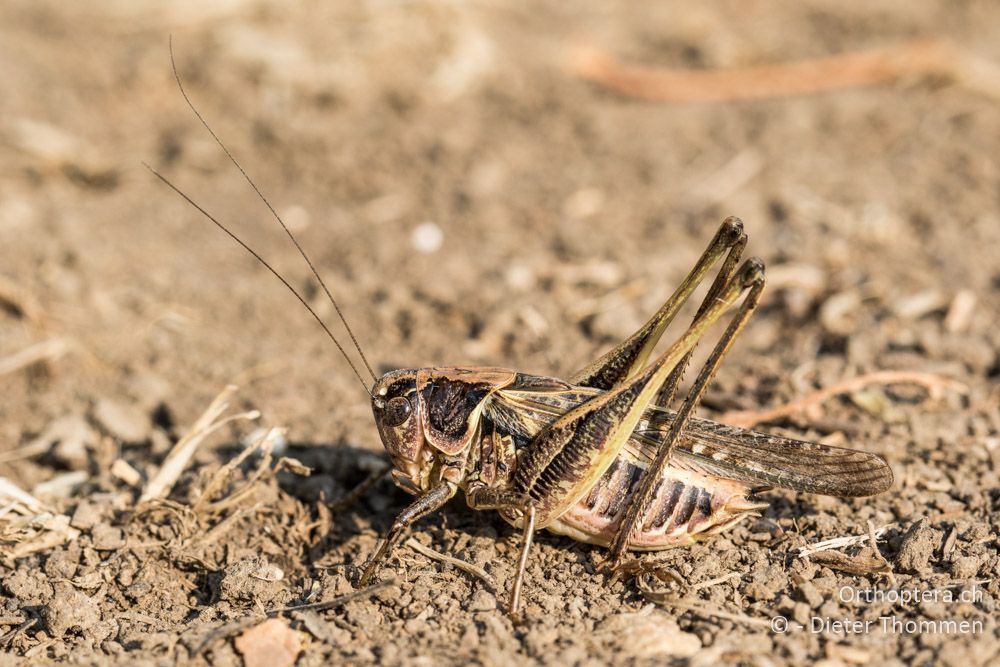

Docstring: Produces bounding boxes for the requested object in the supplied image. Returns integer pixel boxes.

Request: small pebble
[219,556,286,604]
[93,398,150,443]
[91,524,125,551]
[44,546,81,579]
[126,372,171,409]
[563,187,605,219]
[467,589,496,612]
[234,618,302,667]
[797,581,824,608]
[411,222,443,254]
[70,500,103,531]
[35,414,96,469]
[110,459,142,487]
[950,556,981,579]
[743,564,788,601]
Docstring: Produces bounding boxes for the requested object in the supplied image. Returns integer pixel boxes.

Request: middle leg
[606,258,766,567]
[466,486,536,619]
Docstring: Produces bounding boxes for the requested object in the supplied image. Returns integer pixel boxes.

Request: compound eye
[382,396,411,427]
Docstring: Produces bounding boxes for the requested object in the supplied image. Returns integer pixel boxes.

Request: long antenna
[144,163,374,397]
[167,36,377,383]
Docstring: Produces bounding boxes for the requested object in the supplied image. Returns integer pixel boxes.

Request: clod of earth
[43,586,100,637]
[894,519,942,574]
[218,556,287,606]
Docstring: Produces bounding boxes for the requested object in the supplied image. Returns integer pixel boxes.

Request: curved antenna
[168,36,377,383]
[144,162,374,397]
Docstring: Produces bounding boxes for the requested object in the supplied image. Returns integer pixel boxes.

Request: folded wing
[489,376,893,498]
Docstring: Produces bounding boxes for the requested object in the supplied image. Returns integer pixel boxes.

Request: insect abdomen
[546,458,767,551]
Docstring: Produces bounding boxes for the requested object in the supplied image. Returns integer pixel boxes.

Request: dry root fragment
[194,581,394,655]
[718,371,967,429]
[805,550,893,576]
[570,39,1000,103]
[638,576,771,628]
[404,537,496,592]
[0,339,72,376]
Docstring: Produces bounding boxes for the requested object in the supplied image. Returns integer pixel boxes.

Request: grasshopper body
[151,62,893,618]
[373,367,767,551]
[369,362,891,557]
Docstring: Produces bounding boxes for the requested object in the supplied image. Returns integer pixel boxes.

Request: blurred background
[2,1,999,664]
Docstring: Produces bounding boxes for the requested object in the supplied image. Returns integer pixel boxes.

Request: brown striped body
[550,459,766,550]
[373,368,892,552]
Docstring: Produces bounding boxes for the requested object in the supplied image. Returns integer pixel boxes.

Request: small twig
[0,338,71,376]
[405,537,496,592]
[692,571,743,591]
[193,580,394,654]
[570,39,1000,103]
[0,439,51,464]
[0,618,36,648]
[269,579,396,614]
[718,371,967,429]
[140,385,259,503]
[639,580,771,628]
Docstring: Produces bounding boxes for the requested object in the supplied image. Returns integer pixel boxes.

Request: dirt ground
[2,1,999,665]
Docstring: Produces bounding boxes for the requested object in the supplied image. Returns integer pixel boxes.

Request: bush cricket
[148,49,893,619]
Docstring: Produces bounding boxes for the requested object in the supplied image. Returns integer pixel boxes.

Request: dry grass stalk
[196,429,298,515]
[0,477,80,561]
[797,524,891,557]
[139,385,259,503]
[193,427,279,513]
[0,440,51,465]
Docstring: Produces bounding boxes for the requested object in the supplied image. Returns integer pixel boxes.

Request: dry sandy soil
[2,1,999,665]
